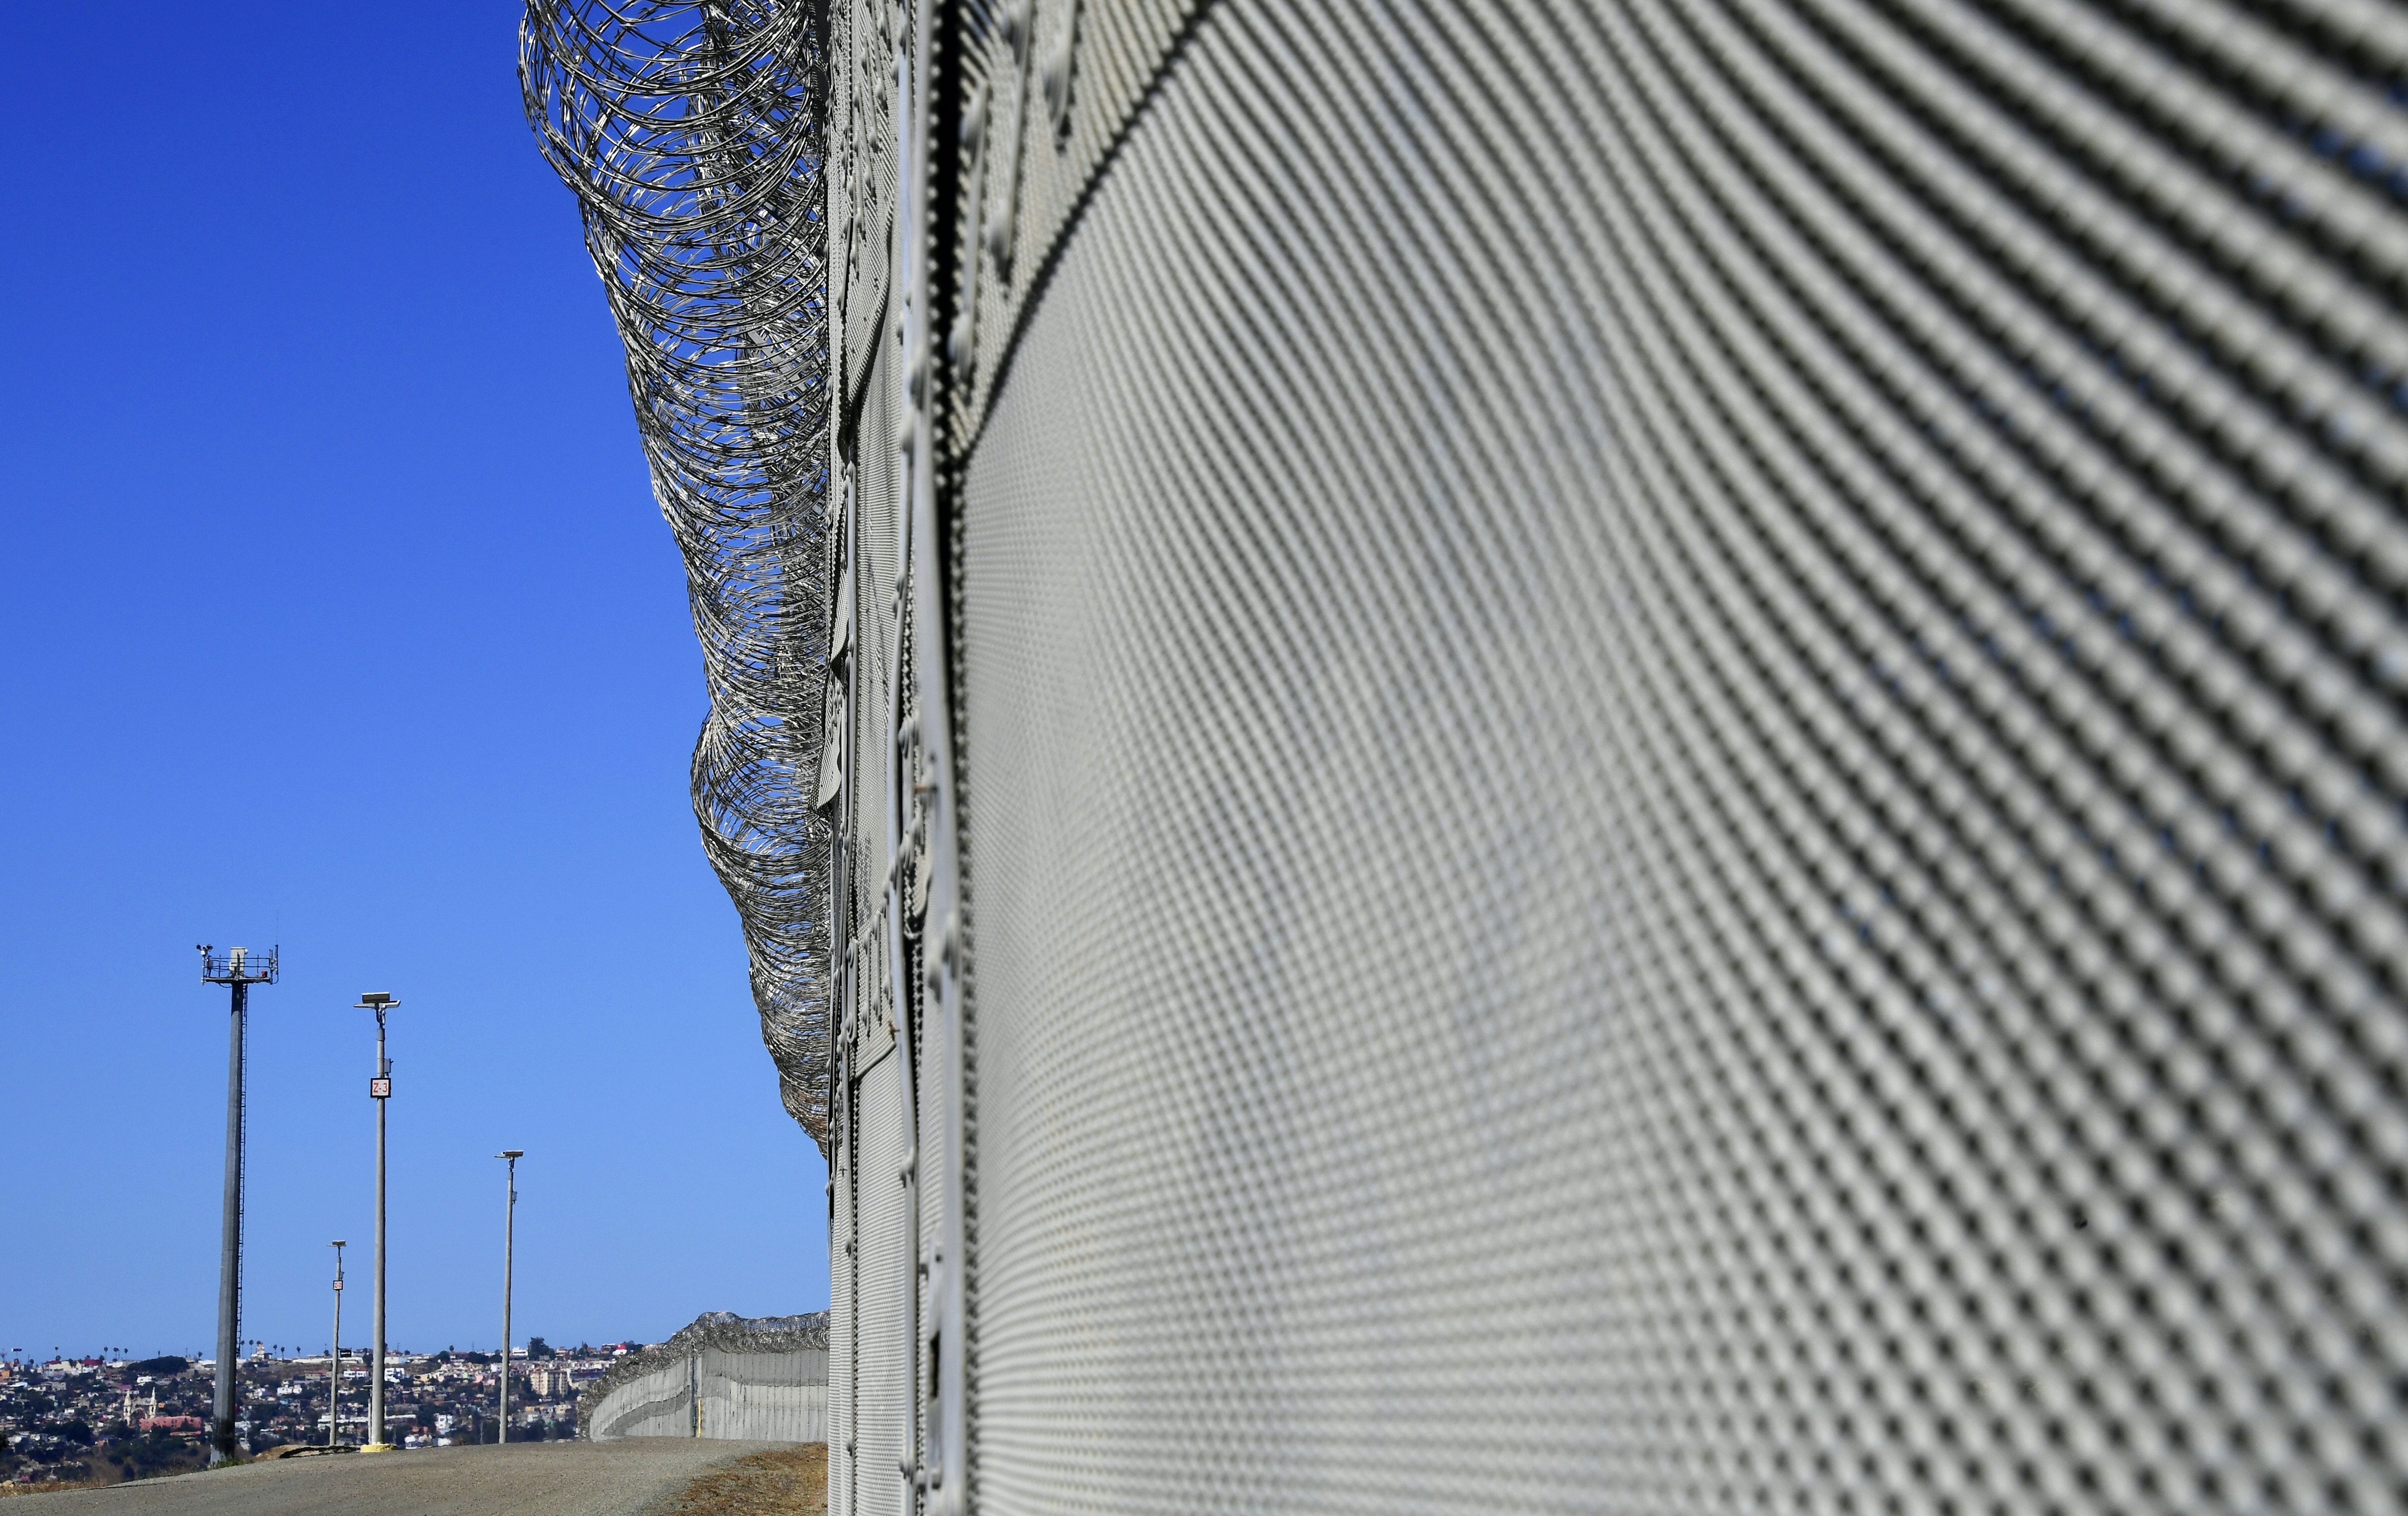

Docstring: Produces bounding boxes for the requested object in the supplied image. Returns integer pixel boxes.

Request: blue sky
[0,3,829,1360]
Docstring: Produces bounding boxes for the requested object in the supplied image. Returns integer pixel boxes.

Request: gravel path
[21,1440,795,1516]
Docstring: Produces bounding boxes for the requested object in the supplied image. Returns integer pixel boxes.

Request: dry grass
[3,1446,243,1497]
[656,1444,827,1516]
[0,1478,108,1499]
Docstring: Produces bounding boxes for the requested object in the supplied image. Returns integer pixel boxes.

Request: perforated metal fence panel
[829,1155,857,1516]
[849,1049,915,1515]
[697,1350,831,1442]
[589,1357,695,1441]
[939,0,2408,1512]
[531,0,2408,1509]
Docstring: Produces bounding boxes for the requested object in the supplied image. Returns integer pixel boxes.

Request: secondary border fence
[580,1312,829,1443]
[531,2,2408,1511]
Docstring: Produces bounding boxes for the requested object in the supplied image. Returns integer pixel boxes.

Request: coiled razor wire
[521,0,835,1144]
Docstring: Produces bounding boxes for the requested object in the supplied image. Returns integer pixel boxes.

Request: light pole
[199,943,276,1467]
[497,1151,522,1444]
[328,1242,346,1447]
[356,992,399,1451]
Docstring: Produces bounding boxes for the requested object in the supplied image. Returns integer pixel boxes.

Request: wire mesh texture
[540,0,2408,1511]
[521,0,839,1143]
[948,0,2408,1512]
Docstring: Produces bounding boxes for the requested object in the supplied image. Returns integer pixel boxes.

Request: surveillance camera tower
[198,944,277,1467]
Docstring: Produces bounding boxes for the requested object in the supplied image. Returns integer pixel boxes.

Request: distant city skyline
[5,1341,616,1477]
[0,0,830,1360]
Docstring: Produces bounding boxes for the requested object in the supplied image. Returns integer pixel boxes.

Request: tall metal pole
[211,979,246,1466]
[497,1152,521,1445]
[328,1241,346,1448]
[199,944,274,1468]
[372,1013,388,1448]
[357,993,398,1451]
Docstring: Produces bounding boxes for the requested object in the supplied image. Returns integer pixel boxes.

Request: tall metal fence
[580,1312,829,1443]
[532,1,2408,1511]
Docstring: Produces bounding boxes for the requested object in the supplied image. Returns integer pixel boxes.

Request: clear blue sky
[0,3,829,1361]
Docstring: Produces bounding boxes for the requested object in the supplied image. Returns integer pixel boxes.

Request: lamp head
[356,993,397,1010]
[499,1150,524,1160]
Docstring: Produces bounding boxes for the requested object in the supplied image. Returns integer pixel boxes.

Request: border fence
[531,2,2408,1511]
[580,1312,829,1443]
